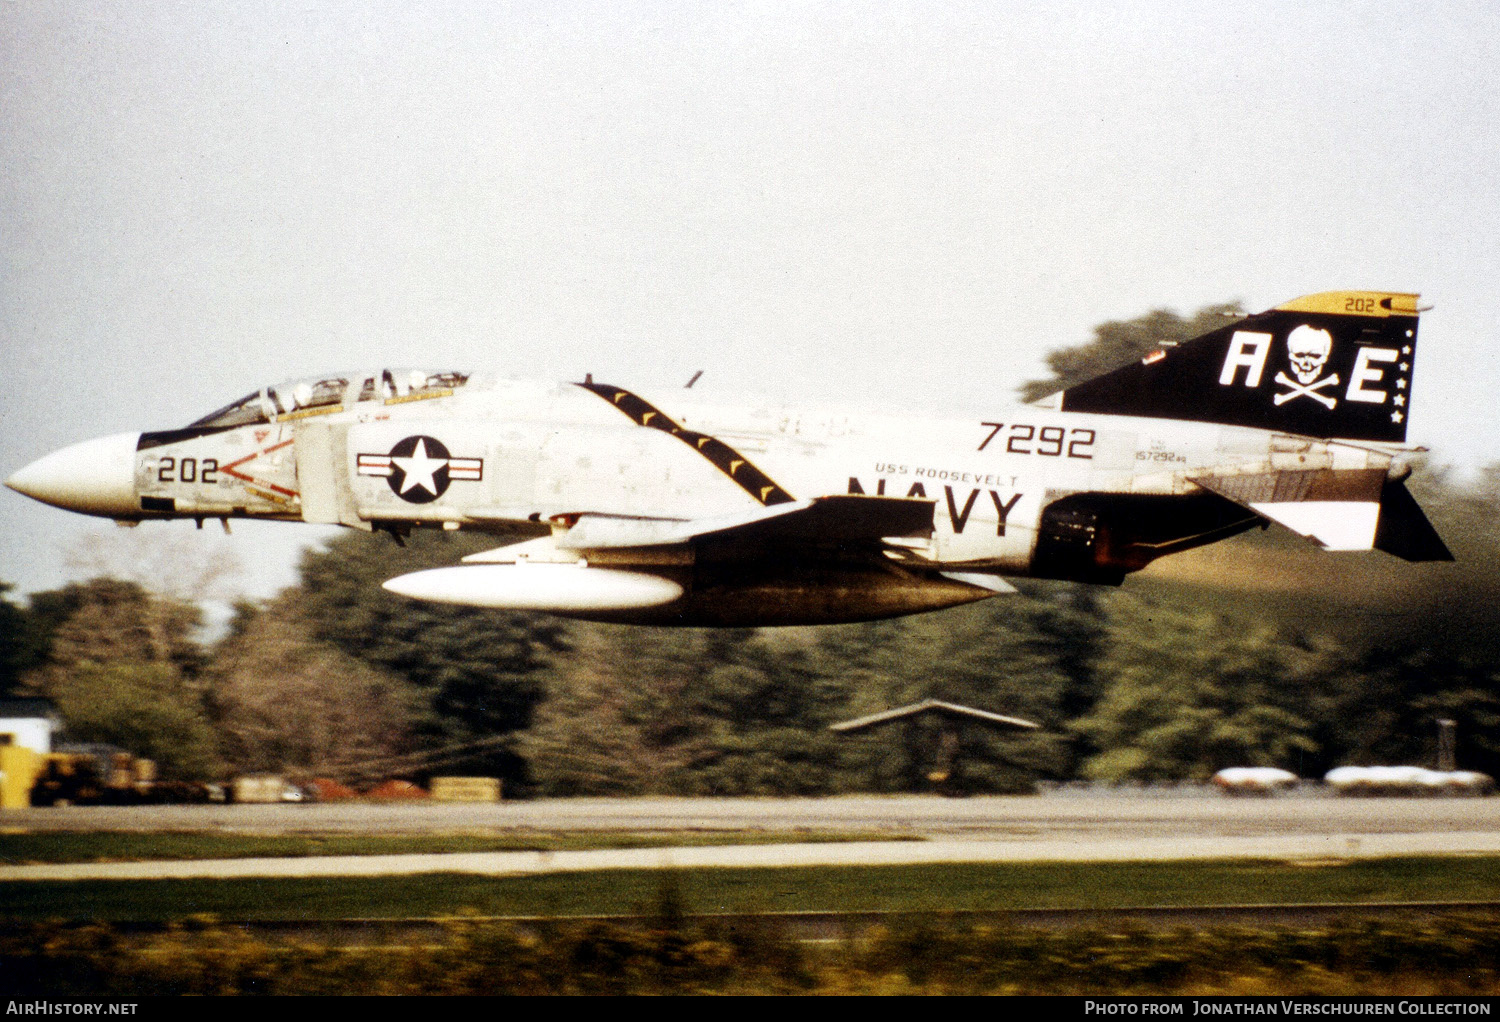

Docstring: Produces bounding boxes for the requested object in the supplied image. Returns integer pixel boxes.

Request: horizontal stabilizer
[551,494,934,550]
[1192,468,1451,559]
[1191,467,1387,507]
[1374,479,1454,561]
[1193,467,1386,551]
[1251,501,1381,551]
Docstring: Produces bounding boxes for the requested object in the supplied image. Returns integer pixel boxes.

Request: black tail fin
[1054,291,1421,443]
[1374,477,1454,561]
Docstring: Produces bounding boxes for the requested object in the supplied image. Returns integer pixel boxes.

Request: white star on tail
[392,438,446,495]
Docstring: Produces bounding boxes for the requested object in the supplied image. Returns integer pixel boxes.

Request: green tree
[1013,583,1111,774]
[1073,598,1340,781]
[1308,644,1500,778]
[525,594,1094,795]
[16,577,221,778]
[1379,464,1500,655]
[294,530,567,786]
[670,629,849,795]
[0,583,48,698]
[208,595,421,779]
[51,661,221,779]
[524,625,850,796]
[22,578,205,696]
[516,625,673,796]
[1018,301,1243,402]
[822,598,1074,793]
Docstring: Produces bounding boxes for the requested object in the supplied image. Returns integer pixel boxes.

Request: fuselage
[4,291,1441,626]
[11,370,1393,587]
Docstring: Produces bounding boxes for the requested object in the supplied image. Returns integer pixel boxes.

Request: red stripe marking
[221,439,298,497]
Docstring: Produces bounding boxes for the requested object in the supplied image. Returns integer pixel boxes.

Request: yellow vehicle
[29,743,156,806]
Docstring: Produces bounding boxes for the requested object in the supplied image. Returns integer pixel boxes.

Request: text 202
[157,457,218,484]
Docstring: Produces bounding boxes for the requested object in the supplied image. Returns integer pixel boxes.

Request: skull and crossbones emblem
[1274,325,1339,409]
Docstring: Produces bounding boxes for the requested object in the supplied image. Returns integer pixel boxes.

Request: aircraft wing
[385,493,1015,622]
[539,493,935,551]
[460,495,935,559]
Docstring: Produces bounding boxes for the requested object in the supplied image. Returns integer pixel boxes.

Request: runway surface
[5,830,1500,882]
[3,792,1498,880]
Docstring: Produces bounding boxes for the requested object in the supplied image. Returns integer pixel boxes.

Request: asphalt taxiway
[2,791,1496,880]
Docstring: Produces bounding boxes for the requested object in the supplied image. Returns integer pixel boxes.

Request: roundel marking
[386,435,452,503]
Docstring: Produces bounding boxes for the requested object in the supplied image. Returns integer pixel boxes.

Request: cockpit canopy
[190,370,470,428]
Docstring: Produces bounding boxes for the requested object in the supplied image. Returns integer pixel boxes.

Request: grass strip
[4,856,1500,922]
[0,829,906,865]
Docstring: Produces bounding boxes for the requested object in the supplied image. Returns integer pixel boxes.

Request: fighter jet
[6,290,1450,626]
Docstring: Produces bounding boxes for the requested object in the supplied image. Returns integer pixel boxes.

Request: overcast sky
[3,1,1498,602]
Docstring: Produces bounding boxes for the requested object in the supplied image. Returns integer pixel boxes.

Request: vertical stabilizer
[1057,291,1421,443]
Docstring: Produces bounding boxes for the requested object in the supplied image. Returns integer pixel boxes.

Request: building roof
[829,699,1039,733]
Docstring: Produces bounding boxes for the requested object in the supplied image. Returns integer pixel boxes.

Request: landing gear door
[294,421,365,528]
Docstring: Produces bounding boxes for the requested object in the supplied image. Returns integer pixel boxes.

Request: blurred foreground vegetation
[4,915,1499,995]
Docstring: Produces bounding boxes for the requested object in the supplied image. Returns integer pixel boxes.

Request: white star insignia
[1396,379,1407,389]
[392,438,446,495]
[1402,346,1411,355]
[1394,394,1405,406]
[1392,411,1404,423]
[1400,362,1409,372]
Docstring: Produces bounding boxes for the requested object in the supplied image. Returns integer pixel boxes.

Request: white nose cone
[382,563,684,611]
[6,432,141,516]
